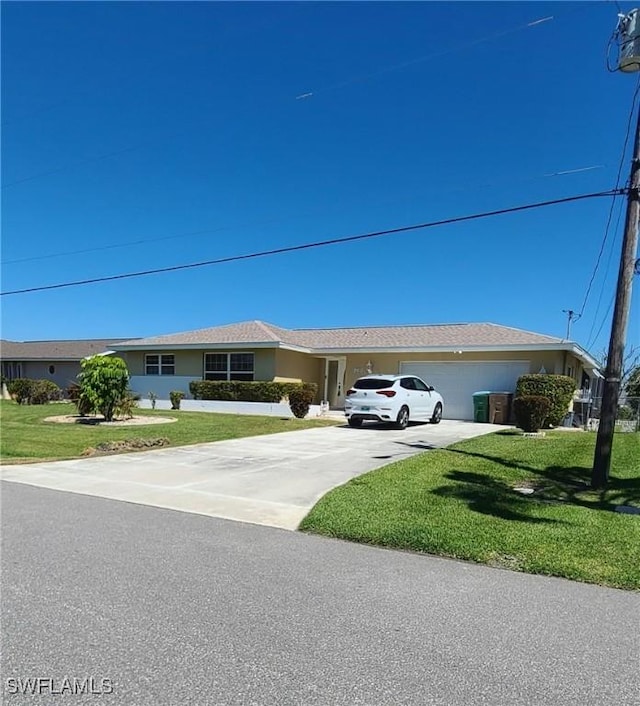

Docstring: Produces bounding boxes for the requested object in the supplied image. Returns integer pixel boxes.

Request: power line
[585,193,626,347]
[1,8,300,128]
[0,189,621,297]
[0,163,605,266]
[1,142,157,190]
[1,5,599,191]
[294,2,603,101]
[576,75,640,321]
[589,294,616,351]
[295,14,555,100]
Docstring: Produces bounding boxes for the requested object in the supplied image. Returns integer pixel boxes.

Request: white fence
[137,398,330,419]
[571,397,640,432]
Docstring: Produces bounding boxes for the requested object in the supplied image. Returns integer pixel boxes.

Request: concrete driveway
[1,420,497,529]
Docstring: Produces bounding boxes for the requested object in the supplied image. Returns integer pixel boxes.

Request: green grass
[300,430,640,590]
[0,400,336,463]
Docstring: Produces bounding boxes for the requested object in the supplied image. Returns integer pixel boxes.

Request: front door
[327,357,347,408]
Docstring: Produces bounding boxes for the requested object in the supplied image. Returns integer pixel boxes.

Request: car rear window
[353,378,395,390]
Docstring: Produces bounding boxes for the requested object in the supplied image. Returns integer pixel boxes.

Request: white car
[344,374,444,429]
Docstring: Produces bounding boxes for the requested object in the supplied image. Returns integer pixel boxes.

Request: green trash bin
[473,391,491,423]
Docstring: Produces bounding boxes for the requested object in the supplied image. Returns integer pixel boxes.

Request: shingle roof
[0,339,132,361]
[290,323,563,349]
[113,321,563,351]
[114,321,293,347]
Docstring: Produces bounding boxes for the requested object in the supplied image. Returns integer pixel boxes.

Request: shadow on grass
[394,441,436,451]
[443,449,640,511]
[431,470,567,524]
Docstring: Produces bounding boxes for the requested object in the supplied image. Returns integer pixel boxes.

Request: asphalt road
[2,482,639,706]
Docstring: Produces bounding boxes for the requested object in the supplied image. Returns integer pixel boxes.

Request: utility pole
[592,107,640,488]
[562,309,577,340]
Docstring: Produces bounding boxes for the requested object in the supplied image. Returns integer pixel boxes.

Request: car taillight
[346,389,356,396]
[376,390,396,397]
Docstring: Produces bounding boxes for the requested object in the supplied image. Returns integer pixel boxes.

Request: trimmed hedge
[513,395,552,433]
[289,386,315,419]
[515,374,576,427]
[189,380,318,404]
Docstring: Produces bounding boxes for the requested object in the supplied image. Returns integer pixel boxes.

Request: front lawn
[300,430,640,590]
[0,400,335,463]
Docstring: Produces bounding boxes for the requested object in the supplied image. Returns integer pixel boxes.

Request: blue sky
[2,1,638,358]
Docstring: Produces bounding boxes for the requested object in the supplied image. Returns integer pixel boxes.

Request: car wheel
[431,403,443,425]
[348,417,363,428]
[395,406,409,430]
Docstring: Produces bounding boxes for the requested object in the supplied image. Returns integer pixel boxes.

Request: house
[111,321,601,420]
[0,339,132,392]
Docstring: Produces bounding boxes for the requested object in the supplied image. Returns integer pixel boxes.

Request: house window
[204,352,254,381]
[1,362,22,380]
[145,354,175,375]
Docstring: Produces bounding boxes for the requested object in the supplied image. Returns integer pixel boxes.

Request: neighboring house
[112,320,601,420]
[0,339,132,392]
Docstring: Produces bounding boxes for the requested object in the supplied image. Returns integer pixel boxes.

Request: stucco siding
[21,361,81,391]
[274,350,324,384]
[120,349,276,380]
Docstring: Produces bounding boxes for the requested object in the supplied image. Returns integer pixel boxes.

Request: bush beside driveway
[300,431,640,590]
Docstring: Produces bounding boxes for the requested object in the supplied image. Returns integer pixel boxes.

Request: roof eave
[567,343,600,370]
[111,341,312,353]
[0,356,87,362]
[311,343,561,354]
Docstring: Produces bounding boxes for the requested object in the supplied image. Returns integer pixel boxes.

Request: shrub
[513,395,552,433]
[289,386,315,419]
[29,379,62,405]
[114,392,138,420]
[626,366,640,412]
[189,380,317,404]
[169,390,185,410]
[148,391,157,410]
[515,374,576,427]
[280,382,318,402]
[7,378,33,404]
[79,356,130,422]
[67,382,93,416]
[617,405,636,421]
[7,378,60,405]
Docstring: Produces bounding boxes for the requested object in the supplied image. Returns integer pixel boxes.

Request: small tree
[79,356,130,422]
[626,365,640,413]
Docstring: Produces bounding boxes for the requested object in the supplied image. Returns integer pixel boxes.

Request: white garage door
[399,361,530,420]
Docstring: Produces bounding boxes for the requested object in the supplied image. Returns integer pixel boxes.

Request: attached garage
[399,361,530,420]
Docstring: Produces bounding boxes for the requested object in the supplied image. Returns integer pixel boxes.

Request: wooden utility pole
[563,309,577,339]
[592,108,640,488]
